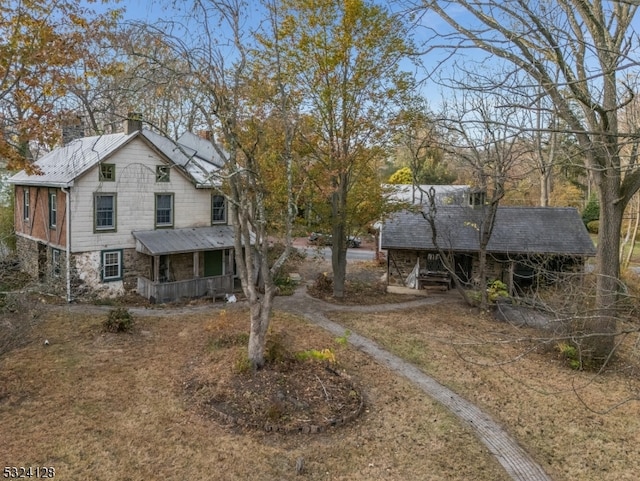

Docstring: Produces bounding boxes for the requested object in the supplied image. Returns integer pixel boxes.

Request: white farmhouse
[9,116,242,303]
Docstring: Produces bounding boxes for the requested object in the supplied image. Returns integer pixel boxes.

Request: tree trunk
[623,195,640,269]
[540,168,551,207]
[247,287,275,369]
[478,248,488,309]
[331,180,348,299]
[586,180,623,359]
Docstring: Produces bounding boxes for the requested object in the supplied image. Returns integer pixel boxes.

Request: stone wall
[15,235,68,296]
[15,236,39,280]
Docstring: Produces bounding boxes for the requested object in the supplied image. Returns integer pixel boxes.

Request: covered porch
[133,226,239,304]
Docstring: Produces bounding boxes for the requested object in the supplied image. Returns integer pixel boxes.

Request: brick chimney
[124,112,143,134]
[61,115,84,144]
[197,130,214,141]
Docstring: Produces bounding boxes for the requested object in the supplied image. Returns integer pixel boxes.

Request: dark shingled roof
[381,206,596,256]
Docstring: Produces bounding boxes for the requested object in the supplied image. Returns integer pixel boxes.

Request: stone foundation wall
[15,236,39,280]
[15,236,68,296]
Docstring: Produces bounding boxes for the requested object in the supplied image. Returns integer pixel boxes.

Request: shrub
[586,220,599,234]
[556,342,581,370]
[296,348,336,364]
[103,307,134,333]
[487,280,509,303]
[274,274,296,296]
[581,194,599,226]
[313,272,333,294]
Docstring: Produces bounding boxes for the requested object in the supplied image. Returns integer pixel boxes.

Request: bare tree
[417,0,640,359]
[429,90,530,308]
[146,0,298,369]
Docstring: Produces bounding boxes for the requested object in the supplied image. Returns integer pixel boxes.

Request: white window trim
[102,250,123,282]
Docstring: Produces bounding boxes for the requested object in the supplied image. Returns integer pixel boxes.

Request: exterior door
[204,250,223,277]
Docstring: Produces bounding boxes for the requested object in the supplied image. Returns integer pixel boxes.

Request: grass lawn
[1,303,510,481]
[330,298,640,481]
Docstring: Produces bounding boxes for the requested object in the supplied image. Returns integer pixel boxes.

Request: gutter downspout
[61,186,71,303]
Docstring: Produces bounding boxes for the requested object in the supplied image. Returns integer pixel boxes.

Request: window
[102,250,122,281]
[156,165,170,182]
[94,193,116,231]
[211,195,226,224]
[23,188,30,221]
[155,193,174,227]
[469,191,486,207]
[51,248,61,278]
[49,190,57,228]
[99,163,115,181]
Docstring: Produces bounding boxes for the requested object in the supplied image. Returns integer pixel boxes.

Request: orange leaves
[0,0,121,168]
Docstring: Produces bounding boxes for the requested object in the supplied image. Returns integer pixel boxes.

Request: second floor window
[99,163,115,181]
[95,193,116,231]
[23,188,30,221]
[155,193,174,227]
[212,195,226,224]
[156,165,170,182]
[49,191,57,228]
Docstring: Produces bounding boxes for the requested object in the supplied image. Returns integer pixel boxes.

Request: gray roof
[8,129,225,188]
[132,225,251,256]
[381,206,596,256]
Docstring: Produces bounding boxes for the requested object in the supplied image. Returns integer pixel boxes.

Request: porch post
[507,261,515,296]
[193,252,199,278]
[153,255,160,282]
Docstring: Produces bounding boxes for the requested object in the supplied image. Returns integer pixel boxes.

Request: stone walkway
[274,287,554,481]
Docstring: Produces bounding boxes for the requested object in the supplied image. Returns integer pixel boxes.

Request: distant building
[384,184,472,206]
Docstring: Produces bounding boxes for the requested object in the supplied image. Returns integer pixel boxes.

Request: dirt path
[274,286,554,481]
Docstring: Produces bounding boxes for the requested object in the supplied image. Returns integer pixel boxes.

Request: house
[385,184,472,206]
[381,205,596,295]
[8,117,245,303]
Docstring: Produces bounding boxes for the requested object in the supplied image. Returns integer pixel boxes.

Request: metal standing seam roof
[381,205,596,256]
[7,133,134,187]
[132,225,253,256]
[8,129,225,188]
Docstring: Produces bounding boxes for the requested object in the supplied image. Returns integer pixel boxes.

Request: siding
[69,137,216,253]
[14,185,67,248]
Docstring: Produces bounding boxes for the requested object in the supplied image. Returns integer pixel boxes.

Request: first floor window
[95,193,116,231]
[155,193,174,227]
[51,248,61,277]
[102,250,122,281]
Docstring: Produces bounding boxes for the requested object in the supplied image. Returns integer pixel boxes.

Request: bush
[103,307,134,333]
[487,280,509,303]
[581,194,599,226]
[586,220,599,234]
[556,342,581,370]
[274,274,297,296]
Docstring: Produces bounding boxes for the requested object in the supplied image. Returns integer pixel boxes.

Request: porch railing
[137,275,234,304]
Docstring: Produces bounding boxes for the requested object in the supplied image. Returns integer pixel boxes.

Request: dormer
[468,188,486,208]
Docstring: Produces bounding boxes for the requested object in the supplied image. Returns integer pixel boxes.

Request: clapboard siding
[69,137,216,253]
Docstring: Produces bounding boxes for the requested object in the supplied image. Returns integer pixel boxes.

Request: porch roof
[133,225,244,256]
